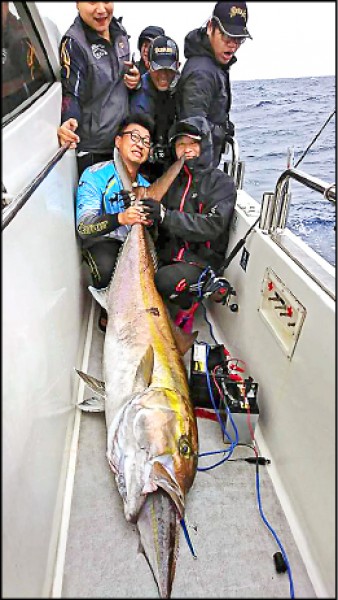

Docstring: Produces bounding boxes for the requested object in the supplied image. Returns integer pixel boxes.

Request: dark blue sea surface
[231,76,336,266]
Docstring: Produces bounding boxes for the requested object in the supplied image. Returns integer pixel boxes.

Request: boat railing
[258,168,336,300]
[259,168,336,234]
[222,136,245,189]
[2,142,70,230]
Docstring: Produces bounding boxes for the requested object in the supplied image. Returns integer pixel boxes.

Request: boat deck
[60,301,316,598]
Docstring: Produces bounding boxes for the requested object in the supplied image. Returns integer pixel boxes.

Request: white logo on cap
[155,47,175,54]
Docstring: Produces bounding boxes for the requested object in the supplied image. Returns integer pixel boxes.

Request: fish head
[108,387,198,523]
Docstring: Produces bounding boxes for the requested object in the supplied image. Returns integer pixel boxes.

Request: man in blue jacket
[176,1,252,167]
[76,113,153,330]
[57,2,140,177]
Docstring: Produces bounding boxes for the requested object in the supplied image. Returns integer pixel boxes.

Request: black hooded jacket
[176,27,236,167]
[156,116,236,272]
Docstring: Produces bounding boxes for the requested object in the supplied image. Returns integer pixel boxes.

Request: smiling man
[57,2,141,177]
[76,113,154,330]
[136,25,165,75]
[176,1,252,167]
[140,116,237,333]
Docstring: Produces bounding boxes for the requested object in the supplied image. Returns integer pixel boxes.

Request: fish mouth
[137,488,180,599]
[151,460,185,517]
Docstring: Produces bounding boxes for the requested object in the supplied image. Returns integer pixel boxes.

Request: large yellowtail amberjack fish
[76,154,198,597]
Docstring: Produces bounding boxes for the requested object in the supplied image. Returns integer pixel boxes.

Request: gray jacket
[60,16,130,153]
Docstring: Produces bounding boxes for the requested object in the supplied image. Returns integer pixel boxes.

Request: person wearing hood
[141,116,237,330]
[176,1,252,167]
[136,25,165,75]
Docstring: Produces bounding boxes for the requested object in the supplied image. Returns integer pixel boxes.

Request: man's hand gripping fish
[76,154,198,598]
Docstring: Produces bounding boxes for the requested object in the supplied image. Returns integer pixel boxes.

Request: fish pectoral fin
[77,396,105,412]
[88,285,108,310]
[133,345,154,392]
[152,461,185,518]
[75,368,106,398]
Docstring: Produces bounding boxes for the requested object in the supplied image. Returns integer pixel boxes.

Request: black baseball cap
[212,2,252,39]
[149,36,179,72]
[138,26,165,50]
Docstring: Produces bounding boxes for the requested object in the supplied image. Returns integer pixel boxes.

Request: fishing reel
[189,269,238,310]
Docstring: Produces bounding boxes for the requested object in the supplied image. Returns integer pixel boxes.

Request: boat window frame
[2,1,56,126]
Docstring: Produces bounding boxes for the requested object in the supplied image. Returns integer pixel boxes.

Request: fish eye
[178,436,192,457]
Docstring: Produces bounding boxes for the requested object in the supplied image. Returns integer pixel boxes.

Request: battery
[221,384,259,445]
[189,343,259,444]
[189,343,225,408]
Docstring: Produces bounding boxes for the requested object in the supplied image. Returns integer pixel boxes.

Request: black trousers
[82,240,122,289]
[154,262,205,309]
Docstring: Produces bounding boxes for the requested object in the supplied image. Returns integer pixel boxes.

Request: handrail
[2,142,70,231]
[222,136,245,189]
[261,168,336,234]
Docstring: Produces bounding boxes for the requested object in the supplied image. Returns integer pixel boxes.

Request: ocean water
[231,75,336,267]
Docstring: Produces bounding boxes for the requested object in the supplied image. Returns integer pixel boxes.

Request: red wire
[179,165,192,212]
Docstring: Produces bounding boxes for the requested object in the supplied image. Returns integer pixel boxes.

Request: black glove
[141,198,166,224]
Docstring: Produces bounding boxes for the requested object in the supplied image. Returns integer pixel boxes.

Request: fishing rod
[182,109,336,311]
[294,109,335,168]
[219,109,336,273]
[185,215,260,311]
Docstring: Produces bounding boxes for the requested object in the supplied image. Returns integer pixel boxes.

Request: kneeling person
[141,116,237,331]
[76,113,154,330]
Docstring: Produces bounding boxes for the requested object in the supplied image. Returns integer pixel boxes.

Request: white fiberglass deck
[58,301,316,599]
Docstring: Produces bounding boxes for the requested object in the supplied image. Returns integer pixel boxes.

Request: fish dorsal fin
[133,345,154,392]
[88,286,108,311]
[141,156,184,201]
[114,146,184,203]
[75,368,106,397]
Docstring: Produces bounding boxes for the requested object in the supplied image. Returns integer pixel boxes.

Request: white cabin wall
[2,73,87,595]
[208,191,335,597]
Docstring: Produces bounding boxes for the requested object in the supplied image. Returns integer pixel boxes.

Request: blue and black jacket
[76,161,150,248]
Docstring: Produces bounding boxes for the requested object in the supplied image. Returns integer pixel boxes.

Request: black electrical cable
[227,457,271,465]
